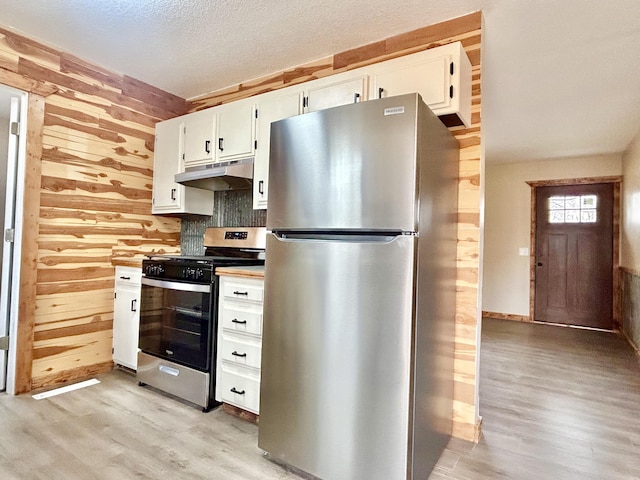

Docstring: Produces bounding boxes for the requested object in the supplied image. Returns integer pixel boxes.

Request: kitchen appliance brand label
[384,106,405,116]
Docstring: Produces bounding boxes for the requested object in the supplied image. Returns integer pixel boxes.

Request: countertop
[216,265,265,279]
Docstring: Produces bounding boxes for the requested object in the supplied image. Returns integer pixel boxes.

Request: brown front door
[534,183,613,329]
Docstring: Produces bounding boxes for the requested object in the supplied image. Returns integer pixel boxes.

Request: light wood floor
[1,318,639,479]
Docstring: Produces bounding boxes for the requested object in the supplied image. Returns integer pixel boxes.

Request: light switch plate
[519,247,529,256]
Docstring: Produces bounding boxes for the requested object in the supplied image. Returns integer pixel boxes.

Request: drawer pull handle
[119,276,131,280]
[231,318,247,325]
[231,351,247,358]
[159,365,179,376]
[231,387,245,395]
[233,290,249,296]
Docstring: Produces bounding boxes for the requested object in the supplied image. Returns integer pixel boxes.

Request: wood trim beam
[526,176,622,188]
[0,67,58,96]
[14,93,45,393]
[482,311,531,322]
[334,11,482,69]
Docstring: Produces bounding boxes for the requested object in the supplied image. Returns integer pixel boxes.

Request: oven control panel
[224,231,248,240]
[184,267,206,281]
[143,263,165,277]
[142,259,213,284]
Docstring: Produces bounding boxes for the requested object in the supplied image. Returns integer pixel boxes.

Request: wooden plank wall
[190,12,483,442]
[0,27,183,391]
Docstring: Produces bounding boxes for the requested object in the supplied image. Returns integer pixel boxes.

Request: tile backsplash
[180,189,266,255]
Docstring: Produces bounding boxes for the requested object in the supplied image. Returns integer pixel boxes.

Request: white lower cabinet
[113,266,142,370]
[216,274,264,414]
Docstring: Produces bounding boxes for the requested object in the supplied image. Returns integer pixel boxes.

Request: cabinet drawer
[220,306,262,336]
[115,266,142,287]
[218,370,260,413]
[222,281,263,303]
[220,337,262,369]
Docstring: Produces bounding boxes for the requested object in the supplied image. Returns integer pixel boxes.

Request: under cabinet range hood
[174,158,253,191]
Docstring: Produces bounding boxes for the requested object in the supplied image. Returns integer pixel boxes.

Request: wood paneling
[189,11,483,442]
[14,93,45,394]
[0,27,182,392]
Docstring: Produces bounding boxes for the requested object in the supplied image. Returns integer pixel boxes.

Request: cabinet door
[113,282,141,370]
[217,99,256,162]
[183,108,215,166]
[152,117,184,212]
[372,56,451,109]
[254,91,301,209]
[306,76,367,112]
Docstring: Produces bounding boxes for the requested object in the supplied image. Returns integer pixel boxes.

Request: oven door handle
[141,277,211,293]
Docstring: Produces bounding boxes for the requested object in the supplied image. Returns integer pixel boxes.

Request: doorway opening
[0,84,28,392]
[527,177,621,330]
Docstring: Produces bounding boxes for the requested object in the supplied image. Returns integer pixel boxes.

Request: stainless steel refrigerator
[259,93,458,480]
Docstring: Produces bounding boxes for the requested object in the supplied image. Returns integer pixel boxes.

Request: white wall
[621,129,640,271]
[482,154,622,316]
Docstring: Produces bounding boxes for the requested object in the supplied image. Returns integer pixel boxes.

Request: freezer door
[267,94,421,231]
[259,233,415,480]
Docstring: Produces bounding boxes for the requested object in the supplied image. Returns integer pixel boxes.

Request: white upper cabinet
[216,98,256,162]
[182,108,216,166]
[152,116,182,212]
[152,116,214,215]
[253,90,302,209]
[370,42,472,127]
[372,57,449,103]
[304,75,368,113]
[151,41,472,213]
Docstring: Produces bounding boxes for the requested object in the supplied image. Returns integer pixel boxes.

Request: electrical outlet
[519,247,529,256]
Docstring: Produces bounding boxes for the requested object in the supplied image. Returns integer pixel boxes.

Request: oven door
[139,277,215,371]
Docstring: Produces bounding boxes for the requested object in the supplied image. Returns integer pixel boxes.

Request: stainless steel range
[137,227,266,411]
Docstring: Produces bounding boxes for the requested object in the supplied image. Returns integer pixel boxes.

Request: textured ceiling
[0,0,639,164]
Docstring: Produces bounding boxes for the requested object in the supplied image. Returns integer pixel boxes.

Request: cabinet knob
[218,138,224,151]
[378,87,384,99]
[131,299,137,312]
[205,140,211,154]
[354,92,360,103]
[258,180,264,195]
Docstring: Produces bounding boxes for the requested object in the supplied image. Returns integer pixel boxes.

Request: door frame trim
[526,176,622,328]
[1,68,52,394]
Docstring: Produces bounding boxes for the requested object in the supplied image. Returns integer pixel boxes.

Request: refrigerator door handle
[272,231,410,243]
